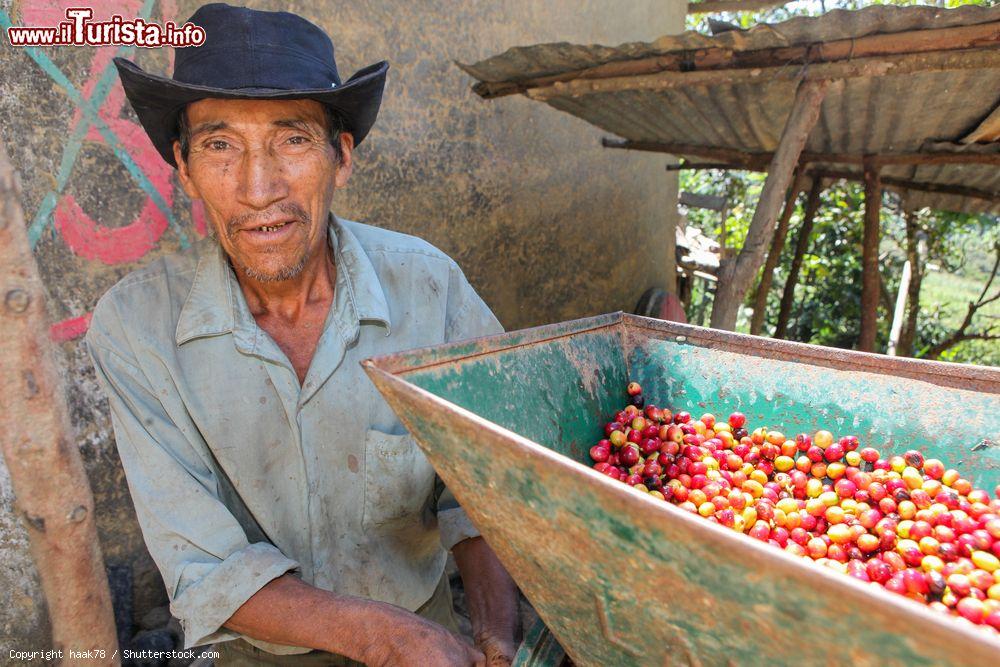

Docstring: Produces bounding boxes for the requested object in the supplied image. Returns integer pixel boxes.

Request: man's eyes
[196,137,233,152]
[201,136,312,151]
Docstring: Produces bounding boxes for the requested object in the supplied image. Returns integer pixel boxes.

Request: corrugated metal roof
[460,4,1000,214]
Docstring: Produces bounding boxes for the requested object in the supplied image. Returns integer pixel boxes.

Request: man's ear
[173,140,200,199]
[334,132,354,188]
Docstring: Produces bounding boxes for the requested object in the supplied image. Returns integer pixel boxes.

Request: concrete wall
[0,0,684,653]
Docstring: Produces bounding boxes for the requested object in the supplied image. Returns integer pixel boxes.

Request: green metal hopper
[362,313,1000,667]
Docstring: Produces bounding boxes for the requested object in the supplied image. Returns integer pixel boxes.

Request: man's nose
[236,146,289,210]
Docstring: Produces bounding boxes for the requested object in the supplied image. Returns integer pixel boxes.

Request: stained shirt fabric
[85,214,503,652]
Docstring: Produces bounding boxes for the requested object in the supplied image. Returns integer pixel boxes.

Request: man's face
[174,98,353,282]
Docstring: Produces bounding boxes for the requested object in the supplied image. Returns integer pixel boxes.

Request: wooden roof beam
[811,168,1000,205]
[603,138,770,169]
[648,155,1000,204]
[600,138,1000,168]
[688,1,788,15]
[666,162,741,171]
[526,48,1000,101]
[473,21,1000,99]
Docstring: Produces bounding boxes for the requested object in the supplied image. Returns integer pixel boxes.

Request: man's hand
[224,574,483,665]
[363,606,485,667]
[474,630,518,666]
[452,537,520,667]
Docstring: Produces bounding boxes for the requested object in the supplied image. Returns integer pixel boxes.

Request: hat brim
[113,57,389,168]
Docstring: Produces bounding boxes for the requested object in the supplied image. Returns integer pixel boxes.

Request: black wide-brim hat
[114,3,388,168]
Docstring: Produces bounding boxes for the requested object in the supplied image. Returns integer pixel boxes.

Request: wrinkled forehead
[184,98,329,134]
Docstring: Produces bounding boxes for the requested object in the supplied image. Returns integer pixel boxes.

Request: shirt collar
[329,213,392,335]
[175,213,391,347]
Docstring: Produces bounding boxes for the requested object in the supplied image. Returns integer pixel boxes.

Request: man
[86,4,519,665]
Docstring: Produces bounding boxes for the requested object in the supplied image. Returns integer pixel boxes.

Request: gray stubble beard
[233,247,309,283]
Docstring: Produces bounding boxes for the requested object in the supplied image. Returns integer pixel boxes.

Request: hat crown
[173,3,342,91]
[112,3,389,168]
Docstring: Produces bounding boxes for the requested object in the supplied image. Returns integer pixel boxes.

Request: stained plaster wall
[0,0,684,653]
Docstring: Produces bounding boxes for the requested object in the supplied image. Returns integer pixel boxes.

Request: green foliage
[789,182,870,348]
[679,168,999,366]
[881,210,1000,366]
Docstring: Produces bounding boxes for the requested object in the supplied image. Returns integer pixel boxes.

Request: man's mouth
[237,219,302,239]
[256,222,289,232]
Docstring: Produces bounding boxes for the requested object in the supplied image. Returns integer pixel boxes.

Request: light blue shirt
[85,214,503,651]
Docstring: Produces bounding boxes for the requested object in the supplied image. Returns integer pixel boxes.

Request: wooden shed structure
[460,4,1000,349]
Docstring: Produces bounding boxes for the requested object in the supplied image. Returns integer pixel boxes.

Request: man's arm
[452,538,520,666]
[223,574,484,665]
[86,300,483,665]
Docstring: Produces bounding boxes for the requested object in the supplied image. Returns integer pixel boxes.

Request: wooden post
[710,79,830,331]
[898,211,926,358]
[750,171,808,335]
[887,260,912,356]
[0,144,118,659]
[859,163,882,352]
[665,172,678,295]
[718,199,730,261]
[775,178,823,339]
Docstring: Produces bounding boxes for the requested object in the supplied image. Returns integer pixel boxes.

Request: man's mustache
[225,202,310,236]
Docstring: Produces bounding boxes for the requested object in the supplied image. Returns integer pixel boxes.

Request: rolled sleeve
[86,303,300,648]
[171,542,299,648]
[436,482,481,551]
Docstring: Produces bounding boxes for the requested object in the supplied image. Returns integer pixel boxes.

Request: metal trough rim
[361,312,1000,662]
[368,312,1000,394]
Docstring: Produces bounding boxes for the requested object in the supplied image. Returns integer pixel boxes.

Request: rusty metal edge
[364,312,626,376]
[621,314,1000,394]
[361,361,1000,659]
[364,311,998,394]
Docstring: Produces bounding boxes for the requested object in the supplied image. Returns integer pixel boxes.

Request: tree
[678,166,1000,366]
[920,241,1000,359]
[896,214,1000,365]
[895,209,924,357]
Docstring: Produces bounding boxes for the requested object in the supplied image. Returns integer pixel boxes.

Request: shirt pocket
[362,428,437,529]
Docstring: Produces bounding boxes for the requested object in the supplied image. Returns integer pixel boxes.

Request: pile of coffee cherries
[589,382,1000,631]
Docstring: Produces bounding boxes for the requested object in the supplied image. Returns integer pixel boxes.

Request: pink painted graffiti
[29,1,208,339]
[35,0,206,265]
[54,80,174,264]
[50,313,94,343]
